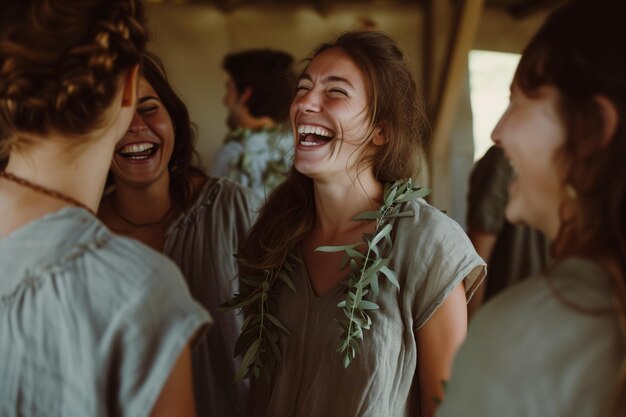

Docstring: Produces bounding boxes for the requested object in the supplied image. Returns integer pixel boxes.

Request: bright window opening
[469,50,521,161]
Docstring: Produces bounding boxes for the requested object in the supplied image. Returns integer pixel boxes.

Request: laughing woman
[98,52,261,417]
[227,31,485,417]
[437,1,626,416]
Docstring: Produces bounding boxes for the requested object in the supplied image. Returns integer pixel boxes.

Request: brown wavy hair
[240,31,428,275]
[139,51,205,209]
[0,0,148,158]
[515,0,626,412]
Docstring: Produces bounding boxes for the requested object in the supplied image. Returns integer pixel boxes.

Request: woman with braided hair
[0,1,210,416]
[438,1,626,416]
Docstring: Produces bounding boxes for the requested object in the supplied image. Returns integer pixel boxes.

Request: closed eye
[295,84,312,96]
[328,88,348,97]
[138,105,158,115]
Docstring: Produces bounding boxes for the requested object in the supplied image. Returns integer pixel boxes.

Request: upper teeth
[119,143,155,154]
[298,124,333,138]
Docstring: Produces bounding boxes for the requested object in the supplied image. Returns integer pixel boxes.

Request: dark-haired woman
[0,1,209,416]
[98,51,261,417]
[233,31,485,417]
[438,1,626,416]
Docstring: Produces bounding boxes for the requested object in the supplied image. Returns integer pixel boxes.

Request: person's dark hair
[240,31,427,277]
[140,51,205,209]
[0,0,148,158]
[515,0,626,412]
[222,49,295,123]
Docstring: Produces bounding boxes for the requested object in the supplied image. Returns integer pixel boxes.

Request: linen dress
[0,207,210,417]
[263,198,486,417]
[164,177,262,417]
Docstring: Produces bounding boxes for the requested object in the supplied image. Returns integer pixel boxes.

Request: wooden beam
[429,0,485,210]
[509,0,568,19]
[214,0,244,12]
[311,0,332,15]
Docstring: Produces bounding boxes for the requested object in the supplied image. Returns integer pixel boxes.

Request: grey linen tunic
[0,208,210,417]
[264,198,486,417]
[437,257,625,417]
[164,177,262,417]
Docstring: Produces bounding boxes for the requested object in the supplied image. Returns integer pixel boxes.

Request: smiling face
[290,47,382,181]
[491,83,567,238]
[111,77,174,189]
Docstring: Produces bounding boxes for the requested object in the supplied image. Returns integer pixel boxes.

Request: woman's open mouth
[297,124,335,147]
[117,142,160,160]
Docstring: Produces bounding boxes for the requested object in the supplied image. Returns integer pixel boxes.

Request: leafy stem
[222,179,430,379]
[320,179,430,367]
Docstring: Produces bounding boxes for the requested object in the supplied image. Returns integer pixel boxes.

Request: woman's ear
[595,95,619,147]
[122,64,141,108]
[372,126,386,146]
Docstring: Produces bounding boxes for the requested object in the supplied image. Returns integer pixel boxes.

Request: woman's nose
[491,114,505,146]
[295,90,322,113]
[127,112,147,134]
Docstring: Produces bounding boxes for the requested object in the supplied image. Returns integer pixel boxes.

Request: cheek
[151,116,175,143]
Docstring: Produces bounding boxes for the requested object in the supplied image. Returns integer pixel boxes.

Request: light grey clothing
[164,177,262,417]
[265,198,486,417]
[0,207,210,417]
[437,257,625,417]
[210,127,293,198]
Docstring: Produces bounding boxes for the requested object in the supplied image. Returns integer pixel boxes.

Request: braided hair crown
[0,0,148,154]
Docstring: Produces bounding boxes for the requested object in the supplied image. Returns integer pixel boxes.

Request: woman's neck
[0,132,115,236]
[312,170,383,235]
[111,173,173,225]
[4,134,113,212]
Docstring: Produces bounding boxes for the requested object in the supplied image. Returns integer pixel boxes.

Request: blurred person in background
[466,144,549,318]
[211,49,295,198]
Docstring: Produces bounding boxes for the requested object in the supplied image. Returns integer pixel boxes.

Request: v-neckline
[297,246,345,299]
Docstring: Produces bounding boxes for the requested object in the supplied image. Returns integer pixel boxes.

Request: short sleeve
[105,260,211,417]
[467,146,512,233]
[394,200,486,331]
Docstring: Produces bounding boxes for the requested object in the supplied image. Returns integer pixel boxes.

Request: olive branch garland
[220,252,300,382]
[221,179,430,380]
[317,179,430,368]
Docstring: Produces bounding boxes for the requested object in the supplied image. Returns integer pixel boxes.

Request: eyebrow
[138,95,160,104]
[299,73,355,89]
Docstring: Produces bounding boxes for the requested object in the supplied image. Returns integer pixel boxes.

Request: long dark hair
[141,51,205,209]
[240,31,428,274]
[515,0,626,411]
